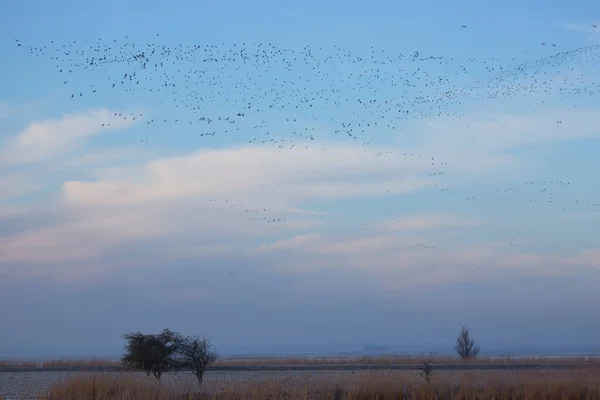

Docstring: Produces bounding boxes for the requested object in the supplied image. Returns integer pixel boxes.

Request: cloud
[60,108,600,209]
[410,108,600,186]
[256,213,482,256]
[256,234,324,252]
[49,148,157,171]
[419,109,600,153]
[0,107,599,287]
[1,140,443,272]
[256,230,600,291]
[0,175,41,200]
[374,213,482,232]
[59,144,438,206]
[0,109,139,165]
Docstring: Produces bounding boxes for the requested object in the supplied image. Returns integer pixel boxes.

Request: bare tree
[454,326,480,360]
[419,358,434,384]
[121,328,183,381]
[178,335,219,387]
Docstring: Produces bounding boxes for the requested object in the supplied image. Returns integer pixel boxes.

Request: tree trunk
[153,369,163,382]
[195,370,204,387]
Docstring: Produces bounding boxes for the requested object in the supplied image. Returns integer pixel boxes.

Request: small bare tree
[419,358,434,384]
[454,326,480,360]
[178,335,219,387]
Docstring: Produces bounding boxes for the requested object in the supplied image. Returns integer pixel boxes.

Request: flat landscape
[2,366,600,400]
[2,356,600,399]
[1,355,599,372]
[4,1,600,399]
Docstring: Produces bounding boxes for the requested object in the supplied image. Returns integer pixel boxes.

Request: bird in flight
[593,24,598,28]
[461,25,467,28]
[541,42,546,46]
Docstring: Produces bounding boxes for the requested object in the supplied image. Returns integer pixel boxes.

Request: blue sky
[1,0,600,357]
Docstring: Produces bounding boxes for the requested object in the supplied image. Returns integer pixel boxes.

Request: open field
[1,355,599,371]
[2,368,599,400]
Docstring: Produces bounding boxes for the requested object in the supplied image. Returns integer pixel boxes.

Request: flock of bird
[14,32,600,252]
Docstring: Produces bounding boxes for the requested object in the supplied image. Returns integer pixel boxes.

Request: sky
[1,0,600,358]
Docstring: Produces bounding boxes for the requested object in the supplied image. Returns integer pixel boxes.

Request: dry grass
[2,355,599,369]
[0,358,122,369]
[37,368,600,399]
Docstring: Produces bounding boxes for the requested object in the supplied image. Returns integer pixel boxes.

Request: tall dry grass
[37,368,600,400]
[3,354,599,369]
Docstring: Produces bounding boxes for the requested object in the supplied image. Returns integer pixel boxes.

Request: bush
[121,329,218,389]
[121,329,183,381]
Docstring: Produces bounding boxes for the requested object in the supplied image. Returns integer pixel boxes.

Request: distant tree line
[121,328,217,388]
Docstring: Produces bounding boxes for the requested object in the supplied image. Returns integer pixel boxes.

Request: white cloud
[0,109,139,165]
[374,213,483,232]
[410,108,600,185]
[256,231,600,291]
[49,147,156,172]
[62,108,600,210]
[419,109,600,153]
[254,213,482,255]
[257,233,416,255]
[256,234,324,253]
[59,144,438,207]
[0,107,599,286]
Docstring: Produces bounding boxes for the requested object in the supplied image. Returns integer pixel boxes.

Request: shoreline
[0,362,594,373]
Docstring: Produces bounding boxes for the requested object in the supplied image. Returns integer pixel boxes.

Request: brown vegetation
[36,368,600,399]
[2,355,599,369]
[0,358,123,369]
